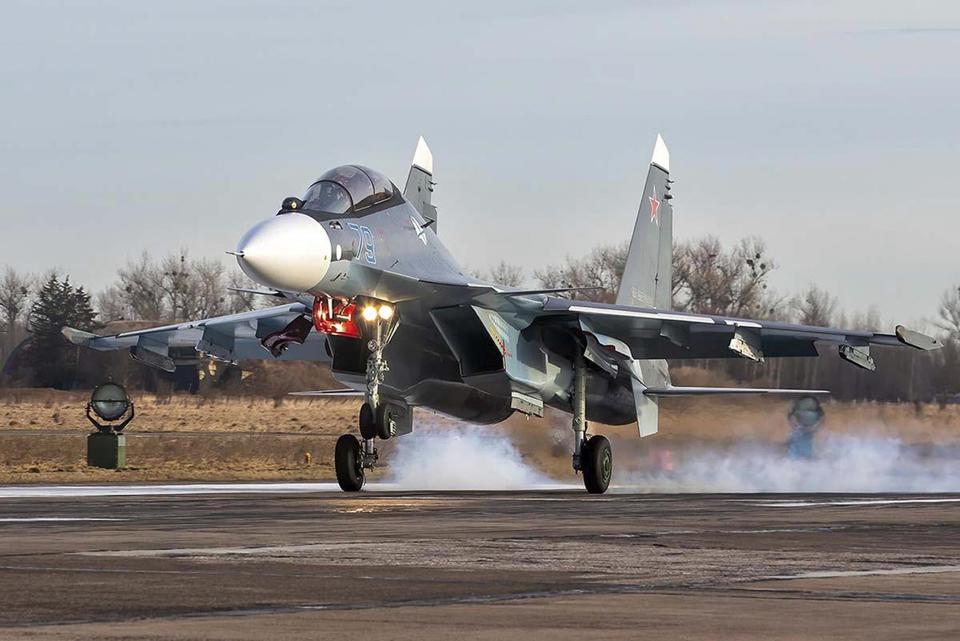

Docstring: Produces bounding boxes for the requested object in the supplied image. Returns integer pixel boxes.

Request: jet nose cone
[236,213,331,292]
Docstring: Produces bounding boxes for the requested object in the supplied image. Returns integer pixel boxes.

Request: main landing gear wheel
[581,434,612,494]
[335,434,365,492]
[375,403,395,440]
[358,403,376,440]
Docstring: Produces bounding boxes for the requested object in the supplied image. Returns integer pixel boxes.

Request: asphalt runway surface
[1,484,959,640]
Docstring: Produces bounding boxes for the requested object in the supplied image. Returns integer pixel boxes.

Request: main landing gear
[334,302,400,492]
[334,433,365,492]
[571,350,613,494]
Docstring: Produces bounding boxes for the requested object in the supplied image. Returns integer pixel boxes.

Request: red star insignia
[649,187,661,226]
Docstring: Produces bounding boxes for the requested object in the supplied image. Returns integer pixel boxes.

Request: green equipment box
[87,432,126,469]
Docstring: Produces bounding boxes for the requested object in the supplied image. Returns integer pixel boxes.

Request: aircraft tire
[375,403,392,440]
[358,403,376,440]
[335,434,365,492]
[581,435,612,494]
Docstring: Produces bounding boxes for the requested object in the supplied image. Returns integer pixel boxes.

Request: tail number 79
[347,223,376,265]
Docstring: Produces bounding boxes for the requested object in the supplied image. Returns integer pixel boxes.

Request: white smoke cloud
[617,433,960,493]
[383,410,960,494]
[387,425,559,491]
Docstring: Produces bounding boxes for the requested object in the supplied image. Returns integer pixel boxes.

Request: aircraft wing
[62,302,329,372]
[539,297,941,369]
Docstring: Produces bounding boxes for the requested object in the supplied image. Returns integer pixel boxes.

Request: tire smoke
[386,424,558,490]
[616,434,960,493]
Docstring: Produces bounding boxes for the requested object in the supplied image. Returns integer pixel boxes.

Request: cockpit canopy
[301,165,396,215]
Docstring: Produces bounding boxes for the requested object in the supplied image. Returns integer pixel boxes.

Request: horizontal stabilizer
[643,386,830,397]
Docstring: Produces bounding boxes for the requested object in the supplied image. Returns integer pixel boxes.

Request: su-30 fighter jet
[64,136,942,493]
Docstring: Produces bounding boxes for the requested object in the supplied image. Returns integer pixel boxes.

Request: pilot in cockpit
[294,165,396,218]
[304,180,352,214]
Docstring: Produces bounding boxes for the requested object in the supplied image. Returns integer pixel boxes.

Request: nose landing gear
[333,301,399,493]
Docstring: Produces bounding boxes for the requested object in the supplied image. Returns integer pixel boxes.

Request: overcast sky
[1,1,957,325]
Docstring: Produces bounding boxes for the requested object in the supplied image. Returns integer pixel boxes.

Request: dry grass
[2,387,959,485]
[0,388,359,434]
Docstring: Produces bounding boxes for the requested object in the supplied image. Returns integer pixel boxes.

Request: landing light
[361,305,379,322]
[378,305,394,320]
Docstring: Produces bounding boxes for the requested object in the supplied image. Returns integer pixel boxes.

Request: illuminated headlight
[361,305,379,322]
[378,305,394,320]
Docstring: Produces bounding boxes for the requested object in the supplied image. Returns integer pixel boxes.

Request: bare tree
[485,261,525,287]
[936,285,960,339]
[100,251,242,322]
[0,267,33,362]
[170,256,229,319]
[226,271,270,313]
[115,252,166,320]
[535,242,628,303]
[846,306,883,332]
[673,236,778,318]
[95,285,129,321]
[0,267,32,339]
[792,285,837,327]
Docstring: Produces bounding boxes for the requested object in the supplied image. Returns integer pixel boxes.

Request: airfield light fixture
[789,396,825,429]
[86,381,135,433]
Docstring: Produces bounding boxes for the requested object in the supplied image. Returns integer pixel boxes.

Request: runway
[1,484,958,640]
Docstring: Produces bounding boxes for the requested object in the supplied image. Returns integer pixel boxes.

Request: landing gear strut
[571,349,613,494]
[333,301,399,493]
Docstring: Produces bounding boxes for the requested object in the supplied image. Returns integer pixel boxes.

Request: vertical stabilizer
[403,136,437,232]
[615,134,673,309]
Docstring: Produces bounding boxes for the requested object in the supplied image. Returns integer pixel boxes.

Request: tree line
[2,239,958,401]
[0,253,260,389]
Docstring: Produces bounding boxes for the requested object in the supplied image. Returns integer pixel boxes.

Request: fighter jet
[64,136,942,493]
